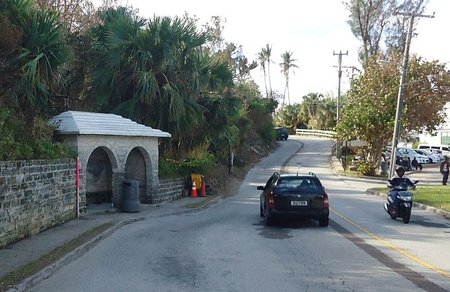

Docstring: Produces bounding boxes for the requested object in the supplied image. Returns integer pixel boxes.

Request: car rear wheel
[264,211,273,226]
[260,205,264,217]
[319,217,329,227]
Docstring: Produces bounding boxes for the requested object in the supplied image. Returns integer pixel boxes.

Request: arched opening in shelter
[86,147,114,205]
[125,147,148,202]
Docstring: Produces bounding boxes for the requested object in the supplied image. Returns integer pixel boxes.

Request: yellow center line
[331,208,450,279]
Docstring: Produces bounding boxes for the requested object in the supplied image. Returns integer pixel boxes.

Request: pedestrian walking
[440,156,450,185]
[411,157,422,171]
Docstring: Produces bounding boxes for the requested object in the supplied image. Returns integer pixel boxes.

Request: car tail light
[323,193,329,208]
[268,191,275,208]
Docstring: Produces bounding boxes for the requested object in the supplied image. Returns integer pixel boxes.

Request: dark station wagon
[258,172,329,226]
[275,127,289,140]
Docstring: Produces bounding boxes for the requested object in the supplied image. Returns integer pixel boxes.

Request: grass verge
[0,222,114,292]
[414,186,450,212]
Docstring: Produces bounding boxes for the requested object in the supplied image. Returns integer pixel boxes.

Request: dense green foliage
[0,109,75,160]
[159,151,216,178]
[0,0,73,122]
[0,0,277,165]
[275,93,336,130]
[337,55,450,168]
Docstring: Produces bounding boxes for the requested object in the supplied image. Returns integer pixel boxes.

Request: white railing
[295,129,336,138]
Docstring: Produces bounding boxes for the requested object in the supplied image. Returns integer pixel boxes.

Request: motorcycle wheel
[384,203,397,219]
[402,208,411,224]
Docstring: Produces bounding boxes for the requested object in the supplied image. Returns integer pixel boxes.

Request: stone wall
[0,158,186,247]
[153,177,186,204]
[0,159,78,248]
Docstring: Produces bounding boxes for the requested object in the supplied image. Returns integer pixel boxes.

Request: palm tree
[261,44,273,99]
[87,9,235,156]
[236,55,257,82]
[280,51,298,108]
[300,93,321,128]
[1,0,73,122]
[257,51,269,98]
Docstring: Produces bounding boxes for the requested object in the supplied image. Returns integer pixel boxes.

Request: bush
[0,108,75,160]
[357,160,377,176]
[159,150,216,178]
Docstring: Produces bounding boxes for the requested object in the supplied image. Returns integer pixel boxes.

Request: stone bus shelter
[51,111,171,209]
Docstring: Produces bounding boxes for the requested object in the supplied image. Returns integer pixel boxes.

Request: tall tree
[300,93,336,130]
[345,0,395,63]
[276,104,305,130]
[344,0,426,64]
[86,8,236,156]
[0,0,73,122]
[280,50,298,108]
[235,49,257,82]
[35,0,98,33]
[257,50,269,98]
[261,44,273,98]
[337,54,450,168]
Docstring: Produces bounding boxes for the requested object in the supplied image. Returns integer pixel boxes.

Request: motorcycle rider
[388,166,415,208]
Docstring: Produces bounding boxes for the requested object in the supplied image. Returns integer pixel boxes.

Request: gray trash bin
[380,161,388,176]
[122,180,140,213]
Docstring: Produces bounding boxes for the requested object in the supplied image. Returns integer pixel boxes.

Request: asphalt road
[31,136,450,292]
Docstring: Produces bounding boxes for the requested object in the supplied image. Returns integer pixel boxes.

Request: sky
[96,0,450,105]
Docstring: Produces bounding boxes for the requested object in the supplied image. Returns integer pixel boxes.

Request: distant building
[418,102,450,145]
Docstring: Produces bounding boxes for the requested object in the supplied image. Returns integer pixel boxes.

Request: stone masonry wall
[0,158,186,248]
[153,177,185,204]
[0,159,78,248]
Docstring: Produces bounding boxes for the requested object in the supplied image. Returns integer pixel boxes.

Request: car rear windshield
[276,177,322,193]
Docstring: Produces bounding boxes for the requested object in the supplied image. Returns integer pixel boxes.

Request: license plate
[291,200,307,206]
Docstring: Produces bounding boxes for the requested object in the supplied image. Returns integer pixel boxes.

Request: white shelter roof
[51,111,171,138]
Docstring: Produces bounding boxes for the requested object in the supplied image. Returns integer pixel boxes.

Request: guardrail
[295,129,336,138]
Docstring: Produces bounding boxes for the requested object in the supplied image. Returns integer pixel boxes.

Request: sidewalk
[0,195,220,292]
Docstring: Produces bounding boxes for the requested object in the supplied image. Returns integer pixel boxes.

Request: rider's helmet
[395,166,405,177]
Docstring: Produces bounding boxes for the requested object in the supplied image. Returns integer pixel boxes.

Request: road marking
[331,208,450,279]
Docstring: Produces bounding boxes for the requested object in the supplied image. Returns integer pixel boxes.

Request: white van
[418,144,450,156]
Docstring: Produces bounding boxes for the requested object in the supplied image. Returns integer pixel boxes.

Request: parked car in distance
[258,172,329,226]
[413,148,440,163]
[418,144,450,157]
[275,127,289,141]
[429,149,445,161]
[396,147,429,164]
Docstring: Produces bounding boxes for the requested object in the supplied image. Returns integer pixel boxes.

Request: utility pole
[333,50,348,158]
[388,11,434,178]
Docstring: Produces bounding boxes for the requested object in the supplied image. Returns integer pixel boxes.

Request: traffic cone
[200,177,207,197]
[191,181,198,197]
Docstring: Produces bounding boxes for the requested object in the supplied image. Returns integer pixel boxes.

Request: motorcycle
[383,179,418,224]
